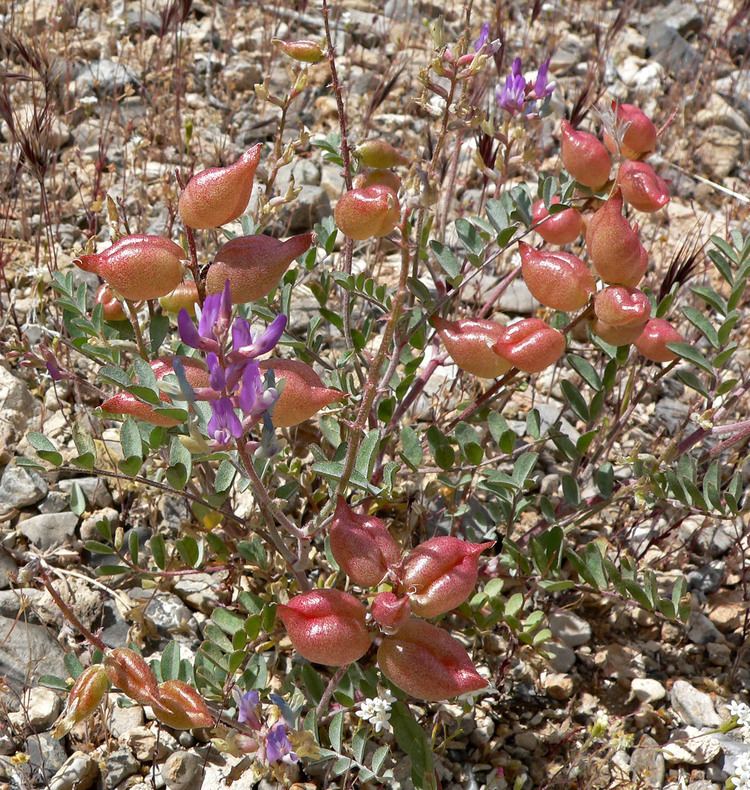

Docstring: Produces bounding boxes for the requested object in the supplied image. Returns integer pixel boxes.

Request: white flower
[731,751,750,789]
[355,692,395,734]
[729,701,750,728]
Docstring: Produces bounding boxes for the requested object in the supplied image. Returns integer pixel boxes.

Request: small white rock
[632,678,667,704]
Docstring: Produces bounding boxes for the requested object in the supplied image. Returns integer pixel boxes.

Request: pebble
[706,642,731,666]
[161,750,204,790]
[58,477,112,509]
[670,680,721,728]
[18,512,78,550]
[9,687,62,732]
[120,725,179,761]
[25,730,68,780]
[661,727,722,765]
[75,59,139,97]
[630,734,665,788]
[686,612,723,645]
[632,678,666,704]
[49,751,99,790]
[548,611,591,647]
[545,641,576,673]
[541,672,574,701]
[0,615,66,692]
[79,507,120,542]
[0,465,48,514]
[106,696,145,738]
[102,747,140,789]
[127,590,199,641]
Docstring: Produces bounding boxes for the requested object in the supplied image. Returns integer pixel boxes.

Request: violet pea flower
[264,721,298,764]
[207,397,243,445]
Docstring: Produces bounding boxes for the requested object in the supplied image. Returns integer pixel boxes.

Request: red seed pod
[179,145,262,229]
[519,242,595,312]
[370,592,411,635]
[585,190,648,286]
[95,284,127,321]
[330,497,401,587]
[531,197,583,245]
[272,38,325,63]
[75,235,184,301]
[377,618,487,701]
[617,161,670,213]
[560,120,612,189]
[591,318,648,346]
[159,281,200,316]
[104,648,160,706]
[431,316,511,379]
[53,665,111,737]
[635,318,684,362]
[334,185,400,241]
[401,536,493,618]
[259,359,345,428]
[493,318,566,374]
[355,140,409,169]
[594,286,651,327]
[353,169,402,194]
[153,680,214,730]
[206,232,314,305]
[277,589,373,666]
[604,103,657,159]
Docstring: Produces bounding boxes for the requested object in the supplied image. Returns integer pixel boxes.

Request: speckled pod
[401,536,494,618]
[493,318,566,374]
[330,497,401,587]
[334,185,400,241]
[178,145,261,229]
[75,235,184,301]
[259,359,344,428]
[585,190,648,286]
[353,169,402,194]
[635,318,684,362]
[591,319,648,346]
[377,619,487,701]
[356,139,409,169]
[104,648,160,707]
[594,286,651,327]
[272,38,325,63]
[560,120,612,189]
[370,592,411,635]
[153,681,214,730]
[617,161,670,213]
[519,242,595,312]
[95,284,127,321]
[206,232,314,304]
[277,589,373,666]
[431,316,511,379]
[159,281,200,316]
[604,103,657,159]
[531,198,583,245]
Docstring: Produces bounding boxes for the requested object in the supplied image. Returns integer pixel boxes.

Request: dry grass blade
[160,0,193,37]
[657,222,705,302]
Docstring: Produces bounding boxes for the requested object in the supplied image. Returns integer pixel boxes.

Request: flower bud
[355,140,409,169]
[95,284,127,321]
[353,169,402,194]
[377,619,487,700]
[53,665,110,737]
[179,145,262,229]
[75,235,184,301]
[401,536,493,618]
[277,589,373,666]
[531,197,583,245]
[519,242,595,312]
[560,120,612,189]
[617,160,670,213]
[206,232,314,304]
[493,318,566,373]
[104,648,160,706]
[431,316,511,379]
[334,185,400,241]
[159,281,200,316]
[259,359,344,427]
[635,318,684,362]
[330,497,401,587]
[370,592,411,635]
[585,190,648,286]
[272,38,325,63]
[604,103,657,159]
[153,680,214,730]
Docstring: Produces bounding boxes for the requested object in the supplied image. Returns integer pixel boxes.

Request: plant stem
[125,300,150,360]
[174,169,205,306]
[38,569,107,652]
[316,663,350,718]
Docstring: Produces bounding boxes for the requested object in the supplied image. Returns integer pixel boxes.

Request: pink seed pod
[353,169,402,194]
[277,589,373,666]
[560,120,612,189]
[531,197,584,245]
[594,285,650,329]
[153,680,214,730]
[104,648,160,707]
[206,232,314,304]
[585,189,648,286]
[431,316,511,379]
[53,665,110,737]
[519,242,595,312]
[178,145,262,229]
[334,185,400,241]
[635,318,684,362]
[159,281,200,316]
[272,38,325,63]
[604,103,657,159]
[259,359,345,428]
[95,284,127,321]
[356,139,409,169]
[591,319,648,346]
[493,318,566,374]
[370,592,411,635]
[330,497,401,587]
[377,618,487,701]
[75,235,184,301]
[401,536,493,618]
[617,161,670,213]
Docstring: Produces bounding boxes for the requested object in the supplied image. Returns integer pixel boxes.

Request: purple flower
[496,57,526,114]
[207,397,243,445]
[235,314,287,359]
[206,352,226,392]
[264,722,298,764]
[532,57,554,100]
[198,280,232,340]
[473,22,490,52]
[236,690,261,730]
